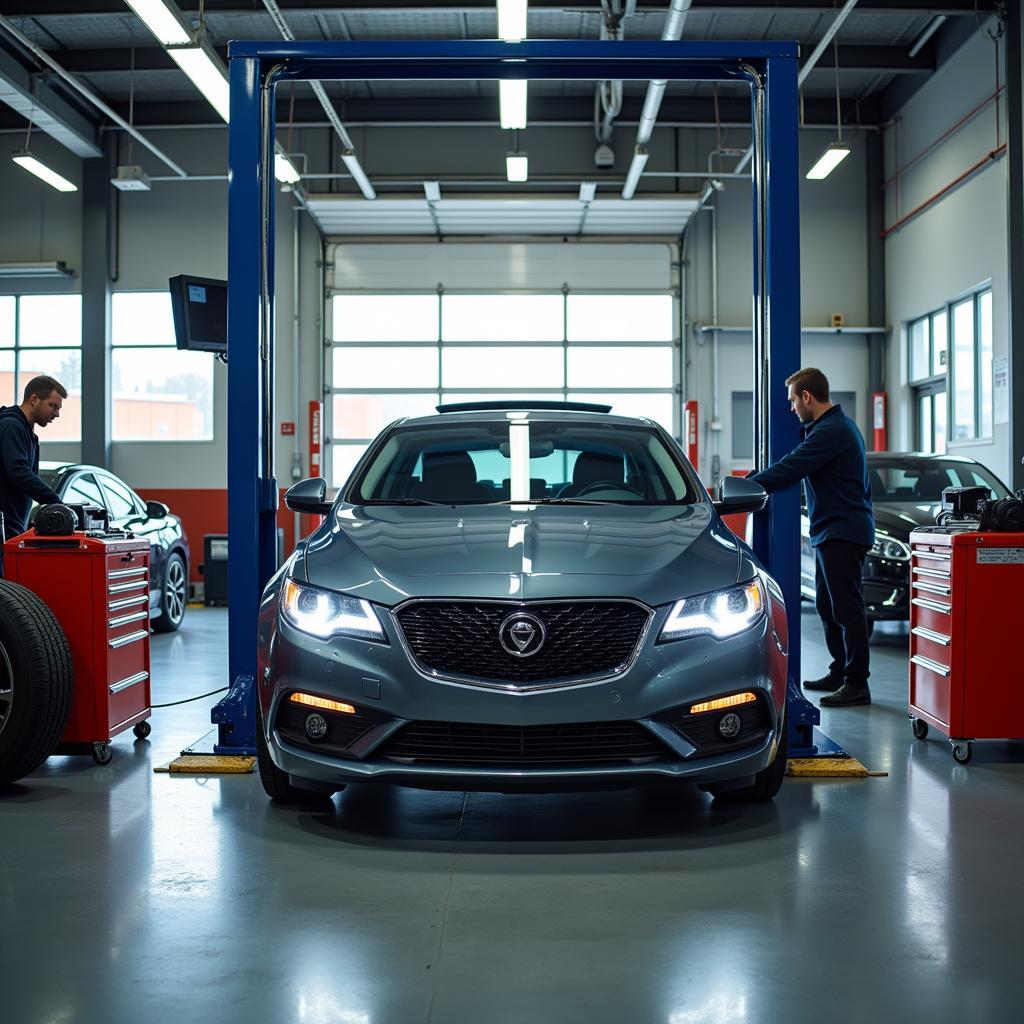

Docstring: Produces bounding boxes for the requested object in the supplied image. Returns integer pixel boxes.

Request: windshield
[350,419,697,505]
[869,459,1010,502]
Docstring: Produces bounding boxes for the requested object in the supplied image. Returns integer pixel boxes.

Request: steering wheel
[574,480,635,497]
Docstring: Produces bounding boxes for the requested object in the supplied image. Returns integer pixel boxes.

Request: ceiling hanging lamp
[806,30,851,180]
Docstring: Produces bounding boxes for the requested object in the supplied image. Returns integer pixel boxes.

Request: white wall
[884,19,1009,480]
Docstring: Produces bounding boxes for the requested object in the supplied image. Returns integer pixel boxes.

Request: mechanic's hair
[23,375,68,403]
[785,367,830,403]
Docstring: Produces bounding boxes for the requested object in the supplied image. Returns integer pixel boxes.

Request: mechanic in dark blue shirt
[0,375,64,543]
[750,367,875,707]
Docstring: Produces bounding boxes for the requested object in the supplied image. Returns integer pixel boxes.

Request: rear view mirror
[146,500,170,520]
[285,477,332,515]
[713,475,768,515]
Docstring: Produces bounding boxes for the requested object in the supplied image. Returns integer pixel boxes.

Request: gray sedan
[257,403,788,805]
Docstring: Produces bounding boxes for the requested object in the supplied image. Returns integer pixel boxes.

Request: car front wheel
[152,552,187,633]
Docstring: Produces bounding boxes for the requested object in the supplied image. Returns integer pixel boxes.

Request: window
[98,472,141,520]
[64,473,105,507]
[328,291,677,487]
[949,288,993,442]
[112,292,214,441]
[0,294,82,441]
[908,306,951,452]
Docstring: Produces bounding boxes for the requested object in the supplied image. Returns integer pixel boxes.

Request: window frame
[110,290,216,444]
[0,293,83,443]
[325,288,679,487]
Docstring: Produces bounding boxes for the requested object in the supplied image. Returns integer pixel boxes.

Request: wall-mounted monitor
[169,275,227,355]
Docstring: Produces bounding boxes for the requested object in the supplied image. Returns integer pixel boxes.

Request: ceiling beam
[0,0,996,15]
[0,45,100,156]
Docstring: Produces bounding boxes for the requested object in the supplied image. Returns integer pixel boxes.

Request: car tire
[152,551,187,634]
[256,703,339,806]
[708,710,788,803]
[0,580,73,787]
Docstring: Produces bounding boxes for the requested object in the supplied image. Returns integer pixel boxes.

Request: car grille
[392,600,650,686]
[668,697,771,756]
[377,719,668,767]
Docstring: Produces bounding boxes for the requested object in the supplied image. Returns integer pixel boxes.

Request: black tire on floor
[152,551,188,633]
[0,579,73,787]
[708,709,788,803]
[256,703,337,806]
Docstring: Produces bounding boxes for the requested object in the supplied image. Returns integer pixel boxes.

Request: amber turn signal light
[689,692,757,715]
[289,692,356,714]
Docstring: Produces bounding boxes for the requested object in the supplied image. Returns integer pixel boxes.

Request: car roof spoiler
[436,400,612,414]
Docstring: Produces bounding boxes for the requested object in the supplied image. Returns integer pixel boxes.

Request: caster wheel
[951,741,972,765]
[911,718,928,740]
[133,720,152,740]
[92,743,113,766]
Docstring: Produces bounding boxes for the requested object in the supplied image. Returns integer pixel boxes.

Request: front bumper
[863,554,910,621]
[258,601,787,791]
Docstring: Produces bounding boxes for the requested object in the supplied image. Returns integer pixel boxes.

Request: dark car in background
[35,462,190,632]
[801,452,1011,628]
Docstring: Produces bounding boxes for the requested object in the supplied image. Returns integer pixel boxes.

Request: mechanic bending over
[0,375,65,543]
[749,367,876,708]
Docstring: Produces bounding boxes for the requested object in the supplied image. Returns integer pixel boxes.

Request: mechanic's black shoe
[819,684,871,708]
[803,674,842,692]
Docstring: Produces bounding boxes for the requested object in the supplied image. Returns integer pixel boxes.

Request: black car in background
[35,462,190,632]
[801,452,1011,628]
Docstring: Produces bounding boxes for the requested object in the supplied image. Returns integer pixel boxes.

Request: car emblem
[498,612,547,658]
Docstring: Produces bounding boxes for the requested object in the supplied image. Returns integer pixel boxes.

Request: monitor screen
[169,275,227,354]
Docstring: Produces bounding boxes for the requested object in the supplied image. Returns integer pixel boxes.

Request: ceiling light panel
[499,80,528,130]
[124,0,191,46]
[168,46,230,122]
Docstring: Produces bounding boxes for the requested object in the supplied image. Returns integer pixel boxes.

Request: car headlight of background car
[659,579,767,642]
[281,579,387,642]
[870,536,911,561]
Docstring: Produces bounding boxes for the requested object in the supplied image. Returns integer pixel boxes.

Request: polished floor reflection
[4,608,1024,1023]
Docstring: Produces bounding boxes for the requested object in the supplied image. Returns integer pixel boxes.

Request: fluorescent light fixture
[423,180,441,202]
[506,152,528,182]
[806,141,851,180]
[274,152,301,185]
[578,181,596,203]
[621,145,649,199]
[124,0,191,46]
[168,46,230,122]
[11,151,77,192]
[497,0,528,42]
[909,14,946,58]
[0,261,73,279]
[499,79,527,130]
[341,148,377,200]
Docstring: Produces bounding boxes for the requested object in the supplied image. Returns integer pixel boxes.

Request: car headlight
[281,578,386,642]
[870,536,910,561]
[659,579,767,643]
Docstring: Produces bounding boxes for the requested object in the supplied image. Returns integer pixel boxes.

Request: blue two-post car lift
[213,38,840,761]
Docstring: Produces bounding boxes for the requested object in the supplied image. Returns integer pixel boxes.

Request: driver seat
[559,451,625,498]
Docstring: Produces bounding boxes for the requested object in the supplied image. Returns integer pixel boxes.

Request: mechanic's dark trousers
[814,539,871,691]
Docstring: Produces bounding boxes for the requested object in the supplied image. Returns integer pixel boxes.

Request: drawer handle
[912,566,951,580]
[109,580,148,594]
[912,596,952,614]
[912,654,950,678]
[912,550,951,562]
[109,610,149,628]
[110,671,149,695]
[912,580,952,596]
[109,567,147,580]
[109,629,148,650]
[109,595,148,612]
[912,626,951,647]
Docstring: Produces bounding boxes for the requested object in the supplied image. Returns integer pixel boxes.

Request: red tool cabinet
[4,531,152,764]
[908,526,1024,764]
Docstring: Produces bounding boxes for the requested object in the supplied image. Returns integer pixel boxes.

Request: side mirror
[285,477,332,515]
[145,500,170,520]
[713,475,768,515]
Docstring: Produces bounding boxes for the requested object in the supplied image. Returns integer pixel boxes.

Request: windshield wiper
[493,497,618,506]
[364,498,449,506]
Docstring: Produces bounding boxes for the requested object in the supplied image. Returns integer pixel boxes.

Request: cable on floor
[151,687,228,708]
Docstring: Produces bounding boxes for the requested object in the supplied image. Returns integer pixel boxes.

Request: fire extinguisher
[872,392,887,452]
[684,400,699,471]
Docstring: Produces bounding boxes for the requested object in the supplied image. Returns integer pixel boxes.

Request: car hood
[873,501,939,541]
[299,503,747,608]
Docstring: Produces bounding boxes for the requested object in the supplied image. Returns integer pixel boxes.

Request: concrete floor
[4,607,1024,1024]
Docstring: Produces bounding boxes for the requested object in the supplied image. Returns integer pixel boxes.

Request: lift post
[215,39,827,758]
